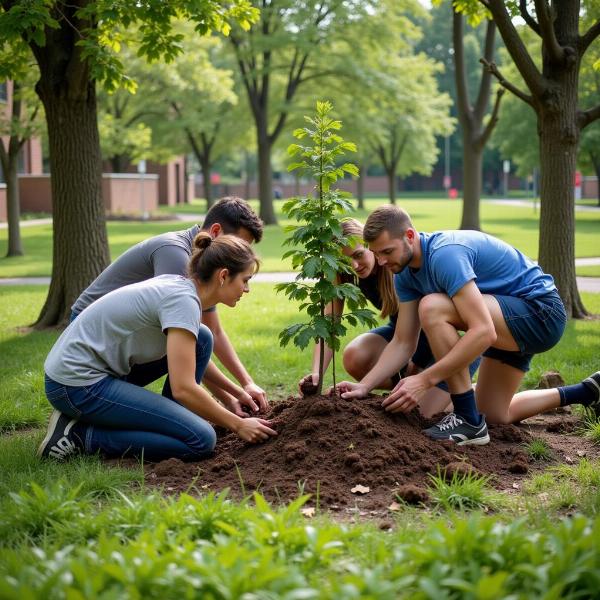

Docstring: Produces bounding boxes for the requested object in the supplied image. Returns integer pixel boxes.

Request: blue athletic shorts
[484,289,566,372]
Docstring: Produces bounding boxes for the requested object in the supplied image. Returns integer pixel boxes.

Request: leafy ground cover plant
[276,101,376,394]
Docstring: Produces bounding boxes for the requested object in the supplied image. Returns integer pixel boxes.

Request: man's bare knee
[418,294,453,329]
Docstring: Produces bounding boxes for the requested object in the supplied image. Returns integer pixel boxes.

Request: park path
[2,205,599,291]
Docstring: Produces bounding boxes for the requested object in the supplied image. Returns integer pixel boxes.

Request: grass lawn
[1,197,599,277]
[1,285,600,596]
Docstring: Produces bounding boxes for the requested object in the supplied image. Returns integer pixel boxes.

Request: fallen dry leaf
[351,484,370,495]
[565,455,574,464]
[301,507,315,518]
[576,450,586,457]
[388,501,402,512]
[512,482,520,490]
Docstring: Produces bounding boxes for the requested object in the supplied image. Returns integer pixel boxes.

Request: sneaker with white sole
[423,413,490,446]
[583,371,600,416]
[37,410,82,460]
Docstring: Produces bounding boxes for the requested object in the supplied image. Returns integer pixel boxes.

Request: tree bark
[386,168,397,205]
[454,13,500,231]
[590,151,600,206]
[3,154,23,256]
[256,121,277,224]
[200,156,213,211]
[356,160,365,209]
[481,0,596,318]
[537,107,587,318]
[535,4,587,319]
[460,142,483,230]
[34,78,110,327]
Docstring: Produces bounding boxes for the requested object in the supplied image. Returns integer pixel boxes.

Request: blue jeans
[44,324,216,461]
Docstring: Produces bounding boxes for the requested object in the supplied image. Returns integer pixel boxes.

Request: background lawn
[1,199,599,595]
[1,197,599,277]
[1,284,599,597]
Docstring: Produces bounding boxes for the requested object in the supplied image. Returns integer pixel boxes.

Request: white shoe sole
[37,409,62,457]
[454,433,491,446]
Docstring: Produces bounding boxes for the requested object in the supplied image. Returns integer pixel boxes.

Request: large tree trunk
[460,142,483,230]
[590,151,600,206]
[536,7,587,319]
[356,160,365,209]
[199,156,213,211]
[34,81,110,327]
[386,169,397,205]
[256,121,277,224]
[3,155,24,257]
[537,100,587,318]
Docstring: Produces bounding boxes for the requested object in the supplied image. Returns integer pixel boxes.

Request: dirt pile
[145,394,551,511]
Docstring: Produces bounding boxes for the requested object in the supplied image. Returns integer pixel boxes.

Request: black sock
[450,389,481,426]
[559,372,600,407]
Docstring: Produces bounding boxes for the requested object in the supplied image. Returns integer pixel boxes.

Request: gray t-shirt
[71,225,202,315]
[46,275,201,386]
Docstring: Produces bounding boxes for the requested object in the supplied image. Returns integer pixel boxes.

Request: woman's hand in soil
[382,375,429,413]
[243,382,269,412]
[337,381,369,399]
[299,373,319,396]
[236,418,278,443]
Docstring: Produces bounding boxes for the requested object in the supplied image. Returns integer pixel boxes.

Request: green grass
[523,438,553,461]
[427,468,500,512]
[580,413,600,445]
[1,286,600,594]
[577,265,600,277]
[2,197,599,277]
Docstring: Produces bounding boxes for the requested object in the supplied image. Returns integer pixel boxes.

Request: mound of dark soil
[145,394,598,512]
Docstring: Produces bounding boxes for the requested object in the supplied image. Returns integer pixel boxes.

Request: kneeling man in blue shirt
[337,204,599,445]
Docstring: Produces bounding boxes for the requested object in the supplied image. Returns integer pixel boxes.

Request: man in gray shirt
[71,197,267,416]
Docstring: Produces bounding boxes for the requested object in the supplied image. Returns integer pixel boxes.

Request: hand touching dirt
[381,374,429,413]
[299,373,319,396]
[337,381,370,399]
[243,383,269,412]
[236,418,277,443]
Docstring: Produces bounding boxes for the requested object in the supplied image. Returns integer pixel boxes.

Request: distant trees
[0,45,43,257]
[0,0,257,327]
[458,0,600,318]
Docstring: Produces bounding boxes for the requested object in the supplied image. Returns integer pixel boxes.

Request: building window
[0,82,7,102]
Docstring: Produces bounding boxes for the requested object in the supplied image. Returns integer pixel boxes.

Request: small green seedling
[276,101,377,395]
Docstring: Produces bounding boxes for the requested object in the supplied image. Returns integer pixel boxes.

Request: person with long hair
[71,196,268,417]
[300,218,478,417]
[38,232,276,461]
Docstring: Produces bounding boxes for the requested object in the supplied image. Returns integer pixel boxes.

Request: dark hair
[364,205,413,242]
[189,232,260,282]
[341,218,399,319]
[202,197,264,243]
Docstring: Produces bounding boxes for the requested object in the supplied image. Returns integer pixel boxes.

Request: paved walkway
[488,199,600,212]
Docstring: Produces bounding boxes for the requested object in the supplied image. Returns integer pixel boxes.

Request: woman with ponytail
[300,219,478,417]
[39,232,276,462]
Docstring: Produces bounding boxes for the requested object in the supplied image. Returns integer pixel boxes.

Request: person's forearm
[203,378,239,405]
[213,329,253,386]
[176,385,242,432]
[361,339,415,391]
[419,326,493,388]
[203,360,246,398]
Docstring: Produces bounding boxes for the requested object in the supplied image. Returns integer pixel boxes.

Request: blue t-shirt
[394,231,556,302]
